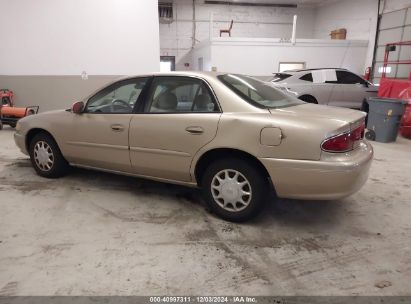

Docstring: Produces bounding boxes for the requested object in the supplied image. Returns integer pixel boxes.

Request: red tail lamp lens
[321,133,352,152]
[351,123,365,141]
[321,123,365,153]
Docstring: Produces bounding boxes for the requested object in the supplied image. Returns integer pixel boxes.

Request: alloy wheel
[211,169,252,212]
[34,141,54,171]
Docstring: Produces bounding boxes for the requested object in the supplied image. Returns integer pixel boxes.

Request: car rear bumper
[260,140,373,200]
[14,132,29,155]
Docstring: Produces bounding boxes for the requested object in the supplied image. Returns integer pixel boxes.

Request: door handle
[185,126,204,134]
[111,124,124,132]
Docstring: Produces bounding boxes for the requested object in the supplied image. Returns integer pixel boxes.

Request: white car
[270,68,378,110]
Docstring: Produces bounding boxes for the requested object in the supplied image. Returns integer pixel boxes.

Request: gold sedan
[14,72,373,222]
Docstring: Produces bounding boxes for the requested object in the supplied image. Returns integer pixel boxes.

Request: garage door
[372,7,411,83]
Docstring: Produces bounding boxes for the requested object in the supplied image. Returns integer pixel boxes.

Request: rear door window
[219,74,303,109]
[299,73,313,82]
[146,77,219,113]
[336,71,365,84]
[271,73,292,82]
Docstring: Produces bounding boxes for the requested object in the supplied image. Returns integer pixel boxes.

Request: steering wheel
[111,99,132,112]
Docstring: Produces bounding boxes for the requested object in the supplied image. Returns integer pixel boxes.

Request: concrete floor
[0,127,410,296]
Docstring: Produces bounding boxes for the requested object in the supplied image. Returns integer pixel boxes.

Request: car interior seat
[193,94,214,112]
[152,92,178,112]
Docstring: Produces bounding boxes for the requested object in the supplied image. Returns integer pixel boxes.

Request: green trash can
[365,97,407,143]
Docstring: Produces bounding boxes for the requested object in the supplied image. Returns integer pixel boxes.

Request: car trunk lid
[268,103,366,159]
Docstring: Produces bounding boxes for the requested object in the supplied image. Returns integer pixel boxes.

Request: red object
[220,20,234,37]
[71,101,84,114]
[378,78,411,138]
[378,78,411,98]
[0,89,39,129]
[0,89,14,107]
[321,123,365,152]
[398,88,411,138]
[381,41,411,78]
[364,67,371,81]
[378,41,411,138]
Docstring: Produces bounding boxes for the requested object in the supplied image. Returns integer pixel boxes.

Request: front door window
[86,78,149,113]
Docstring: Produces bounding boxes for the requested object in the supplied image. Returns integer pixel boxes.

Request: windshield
[218,74,303,109]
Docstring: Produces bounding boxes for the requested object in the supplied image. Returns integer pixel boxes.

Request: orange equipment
[0,89,39,129]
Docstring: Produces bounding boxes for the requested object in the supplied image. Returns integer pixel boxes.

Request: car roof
[278,68,348,74]
[116,71,226,81]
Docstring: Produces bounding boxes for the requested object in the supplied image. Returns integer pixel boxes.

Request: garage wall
[191,41,212,72]
[372,0,411,83]
[382,0,411,13]
[313,0,379,72]
[0,0,160,111]
[206,38,368,76]
[160,0,317,70]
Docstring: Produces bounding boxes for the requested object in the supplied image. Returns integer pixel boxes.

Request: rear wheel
[9,122,16,128]
[201,158,268,222]
[29,133,69,178]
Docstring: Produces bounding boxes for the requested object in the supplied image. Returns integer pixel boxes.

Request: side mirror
[71,101,84,114]
[362,82,369,88]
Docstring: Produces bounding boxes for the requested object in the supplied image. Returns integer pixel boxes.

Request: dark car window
[219,74,304,109]
[299,73,313,82]
[147,77,219,113]
[271,73,292,82]
[336,71,365,84]
[86,78,149,113]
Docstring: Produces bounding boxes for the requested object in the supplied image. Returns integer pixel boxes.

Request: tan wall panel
[0,76,120,112]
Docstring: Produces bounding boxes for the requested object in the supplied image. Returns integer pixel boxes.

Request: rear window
[271,73,292,82]
[299,73,313,82]
[218,74,304,109]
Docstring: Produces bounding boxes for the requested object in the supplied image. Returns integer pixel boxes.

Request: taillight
[351,123,365,141]
[321,123,365,153]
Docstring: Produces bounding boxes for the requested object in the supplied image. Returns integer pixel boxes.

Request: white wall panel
[406,8,411,25]
[313,0,378,72]
[380,9,406,29]
[204,38,368,76]
[378,28,403,45]
[160,0,316,70]
[0,0,160,75]
[402,25,411,40]
[382,0,411,13]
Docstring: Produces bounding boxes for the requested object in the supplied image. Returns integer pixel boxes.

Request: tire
[9,122,16,128]
[29,132,69,178]
[299,95,318,104]
[365,130,376,141]
[0,121,3,130]
[201,158,268,222]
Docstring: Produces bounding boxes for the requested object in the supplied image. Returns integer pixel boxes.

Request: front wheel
[201,158,268,222]
[29,133,69,178]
